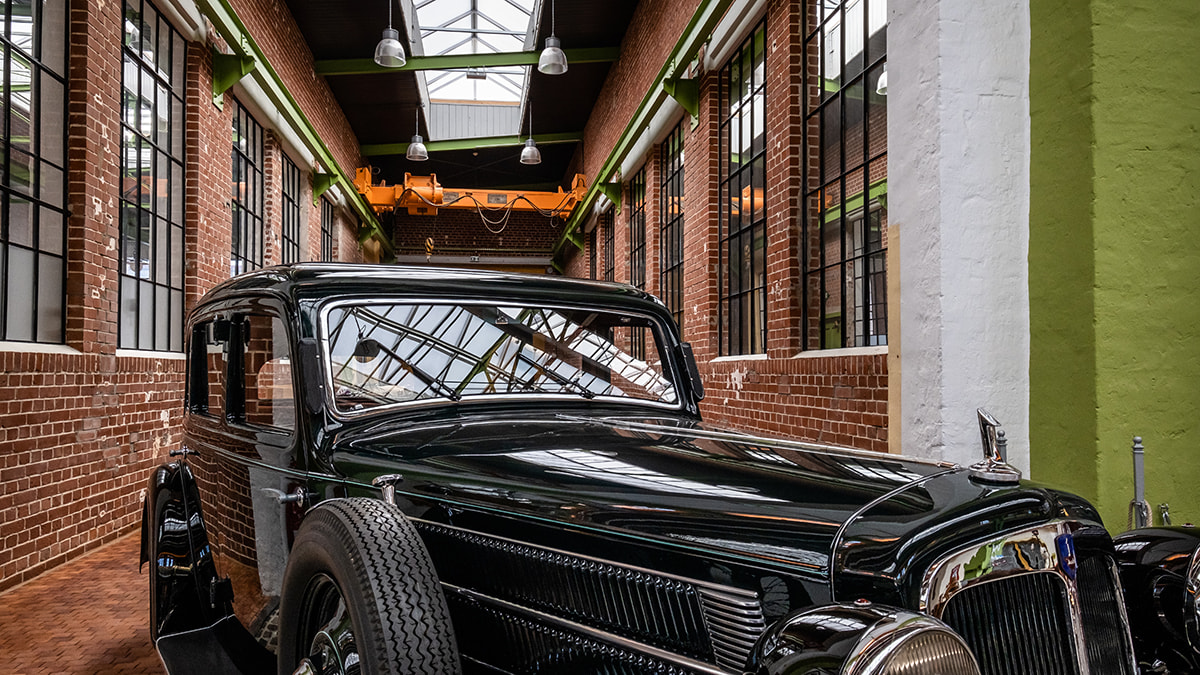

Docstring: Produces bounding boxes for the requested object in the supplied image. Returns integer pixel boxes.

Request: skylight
[414,0,536,104]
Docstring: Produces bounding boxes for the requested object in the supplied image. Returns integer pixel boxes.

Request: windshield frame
[317,296,686,419]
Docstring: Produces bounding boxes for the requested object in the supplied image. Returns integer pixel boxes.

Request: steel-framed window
[280,154,301,264]
[320,197,334,262]
[1,0,67,343]
[660,121,685,331]
[802,0,888,349]
[628,167,646,359]
[601,210,614,282]
[119,0,185,351]
[718,20,767,356]
[589,228,597,280]
[628,168,646,291]
[231,99,264,275]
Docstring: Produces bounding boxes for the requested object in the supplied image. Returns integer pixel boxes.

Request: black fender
[1113,526,1200,673]
[141,459,230,640]
[748,603,978,674]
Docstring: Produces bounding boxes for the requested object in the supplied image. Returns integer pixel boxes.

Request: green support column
[1031,0,1200,530]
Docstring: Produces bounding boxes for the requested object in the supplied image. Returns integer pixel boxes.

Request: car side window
[240,314,295,432]
[188,320,228,419]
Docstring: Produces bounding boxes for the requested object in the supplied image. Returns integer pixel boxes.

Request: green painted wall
[1031,0,1200,531]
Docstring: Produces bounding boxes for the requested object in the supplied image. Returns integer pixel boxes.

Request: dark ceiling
[283,0,641,191]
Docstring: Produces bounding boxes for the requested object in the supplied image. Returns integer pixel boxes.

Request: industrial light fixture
[407,106,428,161]
[876,65,888,96]
[374,0,406,68]
[520,104,541,165]
[537,0,568,75]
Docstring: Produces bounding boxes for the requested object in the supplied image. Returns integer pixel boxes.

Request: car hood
[326,412,1101,588]
[328,413,946,574]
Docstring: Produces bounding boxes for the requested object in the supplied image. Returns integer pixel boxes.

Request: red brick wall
[579,0,702,182]
[231,0,364,180]
[1,0,369,591]
[562,0,888,451]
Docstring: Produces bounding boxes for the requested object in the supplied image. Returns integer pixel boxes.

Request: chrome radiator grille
[416,520,766,672]
[936,552,1135,675]
[1077,557,1136,675]
[941,572,1078,675]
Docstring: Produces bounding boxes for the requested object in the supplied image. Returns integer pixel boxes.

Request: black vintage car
[141,264,1200,675]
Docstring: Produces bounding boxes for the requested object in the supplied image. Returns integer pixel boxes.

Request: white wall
[890,0,1031,470]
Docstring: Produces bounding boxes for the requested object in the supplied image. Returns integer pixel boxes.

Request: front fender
[1114,526,1200,672]
[142,460,230,640]
[749,603,979,675]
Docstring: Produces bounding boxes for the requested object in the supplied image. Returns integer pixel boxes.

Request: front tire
[278,498,460,675]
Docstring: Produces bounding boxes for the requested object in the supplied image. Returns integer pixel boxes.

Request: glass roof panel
[414,0,536,104]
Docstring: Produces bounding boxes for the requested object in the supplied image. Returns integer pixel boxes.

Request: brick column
[65,0,123,353]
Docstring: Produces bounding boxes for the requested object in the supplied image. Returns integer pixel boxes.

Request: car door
[183,297,303,647]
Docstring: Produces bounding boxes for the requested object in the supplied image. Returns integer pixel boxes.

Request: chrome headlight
[845,612,980,675]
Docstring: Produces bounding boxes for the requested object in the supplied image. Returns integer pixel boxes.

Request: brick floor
[0,532,164,674]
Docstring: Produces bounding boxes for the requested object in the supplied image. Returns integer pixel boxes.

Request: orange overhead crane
[354,168,587,218]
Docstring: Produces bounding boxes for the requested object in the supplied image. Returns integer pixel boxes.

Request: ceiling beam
[314,47,619,76]
[362,131,583,157]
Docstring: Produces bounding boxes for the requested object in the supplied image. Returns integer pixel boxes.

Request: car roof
[195,263,670,316]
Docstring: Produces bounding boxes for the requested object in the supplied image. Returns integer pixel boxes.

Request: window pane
[7,246,35,340]
[243,315,295,431]
[40,76,64,162]
[40,161,63,208]
[10,53,34,157]
[118,0,185,351]
[42,0,68,74]
[36,253,63,343]
[139,280,154,346]
[155,287,169,351]
[10,149,35,197]
[9,194,33,247]
[39,205,63,255]
[170,290,184,351]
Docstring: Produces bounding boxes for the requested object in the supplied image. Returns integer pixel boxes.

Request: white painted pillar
[889,0,1031,471]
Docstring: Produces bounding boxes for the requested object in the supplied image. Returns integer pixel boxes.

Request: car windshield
[323,301,679,412]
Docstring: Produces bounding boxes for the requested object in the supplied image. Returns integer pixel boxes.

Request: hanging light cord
[387,0,393,30]
[394,187,575,234]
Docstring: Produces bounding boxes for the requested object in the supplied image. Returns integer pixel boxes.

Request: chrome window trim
[919,520,1136,675]
[316,296,685,420]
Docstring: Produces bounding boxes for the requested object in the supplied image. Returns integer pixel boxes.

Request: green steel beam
[211,50,256,104]
[663,77,699,118]
[197,0,394,259]
[361,131,583,157]
[312,173,337,205]
[598,182,622,210]
[552,0,735,260]
[314,47,620,76]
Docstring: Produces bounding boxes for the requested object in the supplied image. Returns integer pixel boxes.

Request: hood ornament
[969,408,1022,485]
